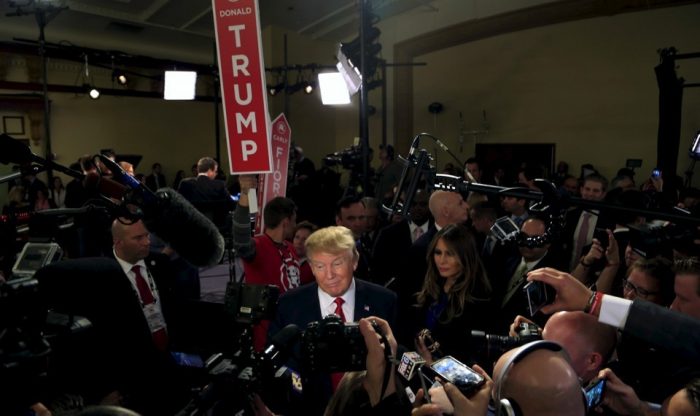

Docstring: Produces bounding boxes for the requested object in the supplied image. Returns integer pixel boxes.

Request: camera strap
[376,327,392,401]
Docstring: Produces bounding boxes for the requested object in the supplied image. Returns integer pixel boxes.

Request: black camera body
[322,146,363,171]
[301,315,366,373]
[470,322,542,360]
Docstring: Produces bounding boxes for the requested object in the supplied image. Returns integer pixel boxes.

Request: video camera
[322,145,364,171]
[470,322,542,361]
[628,222,699,258]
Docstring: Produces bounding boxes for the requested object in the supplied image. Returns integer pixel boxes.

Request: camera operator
[268,226,397,415]
[509,311,616,384]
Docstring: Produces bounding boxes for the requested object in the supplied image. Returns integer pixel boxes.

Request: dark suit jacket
[269,279,397,338]
[493,250,564,331]
[370,219,423,287]
[178,176,230,203]
[178,176,233,229]
[145,173,166,191]
[35,255,187,413]
[268,279,397,416]
[625,299,700,363]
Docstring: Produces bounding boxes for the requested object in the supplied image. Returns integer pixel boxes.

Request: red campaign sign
[212,0,272,174]
[254,113,292,235]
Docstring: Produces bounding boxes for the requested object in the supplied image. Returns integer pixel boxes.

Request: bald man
[493,342,586,416]
[541,311,616,384]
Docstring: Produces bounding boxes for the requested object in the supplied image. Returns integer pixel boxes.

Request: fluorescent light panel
[164,71,197,100]
[318,72,351,105]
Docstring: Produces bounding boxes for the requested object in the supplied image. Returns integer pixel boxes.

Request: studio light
[114,70,128,86]
[303,80,315,94]
[88,86,100,99]
[318,72,350,105]
[163,70,197,100]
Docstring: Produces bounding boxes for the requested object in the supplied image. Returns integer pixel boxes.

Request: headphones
[493,340,587,416]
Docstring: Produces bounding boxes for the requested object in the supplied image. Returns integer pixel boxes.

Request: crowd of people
[2,148,700,416]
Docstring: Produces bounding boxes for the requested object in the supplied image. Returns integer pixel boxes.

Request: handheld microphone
[397,350,426,382]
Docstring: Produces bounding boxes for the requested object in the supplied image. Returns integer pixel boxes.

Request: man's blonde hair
[305,226,358,260]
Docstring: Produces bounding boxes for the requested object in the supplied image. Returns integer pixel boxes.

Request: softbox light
[318,72,351,105]
[164,71,197,100]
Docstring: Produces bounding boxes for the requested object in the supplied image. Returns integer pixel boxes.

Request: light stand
[6,2,66,183]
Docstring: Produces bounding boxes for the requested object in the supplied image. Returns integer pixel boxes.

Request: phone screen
[429,356,485,393]
[524,280,549,316]
[585,378,606,409]
[171,351,204,368]
[652,169,661,178]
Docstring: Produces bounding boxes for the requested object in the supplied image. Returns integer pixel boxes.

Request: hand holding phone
[585,378,606,409]
[420,356,486,396]
[523,280,555,316]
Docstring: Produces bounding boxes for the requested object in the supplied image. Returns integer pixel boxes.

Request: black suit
[370,219,412,286]
[145,172,166,191]
[493,250,564,331]
[268,279,397,416]
[178,176,233,230]
[35,255,188,414]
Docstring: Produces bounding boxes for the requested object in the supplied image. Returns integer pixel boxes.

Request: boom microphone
[0,133,33,165]
[94,155,225,266]
[144,188,225,267]
[84,172,129,202]
[97,154,154,201]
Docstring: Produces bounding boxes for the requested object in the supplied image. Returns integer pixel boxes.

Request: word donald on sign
[212,0,272,174]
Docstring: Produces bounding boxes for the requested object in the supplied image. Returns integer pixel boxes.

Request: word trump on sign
[212,0,272,174]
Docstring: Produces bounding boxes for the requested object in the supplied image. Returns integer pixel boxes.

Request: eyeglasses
[622,278,660,298]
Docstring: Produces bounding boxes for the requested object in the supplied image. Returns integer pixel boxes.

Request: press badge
[144,303,167,333]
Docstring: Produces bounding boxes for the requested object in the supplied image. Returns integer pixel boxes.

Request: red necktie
[132,265,168,351]
[333,297,346,322]
[331,297,346,391]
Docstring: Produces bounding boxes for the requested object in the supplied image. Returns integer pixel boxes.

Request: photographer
[509,311,616,384]
[526,267,700,362]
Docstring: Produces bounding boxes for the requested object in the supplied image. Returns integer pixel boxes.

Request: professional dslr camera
[470,322,541,361]
[301,314,367,373]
